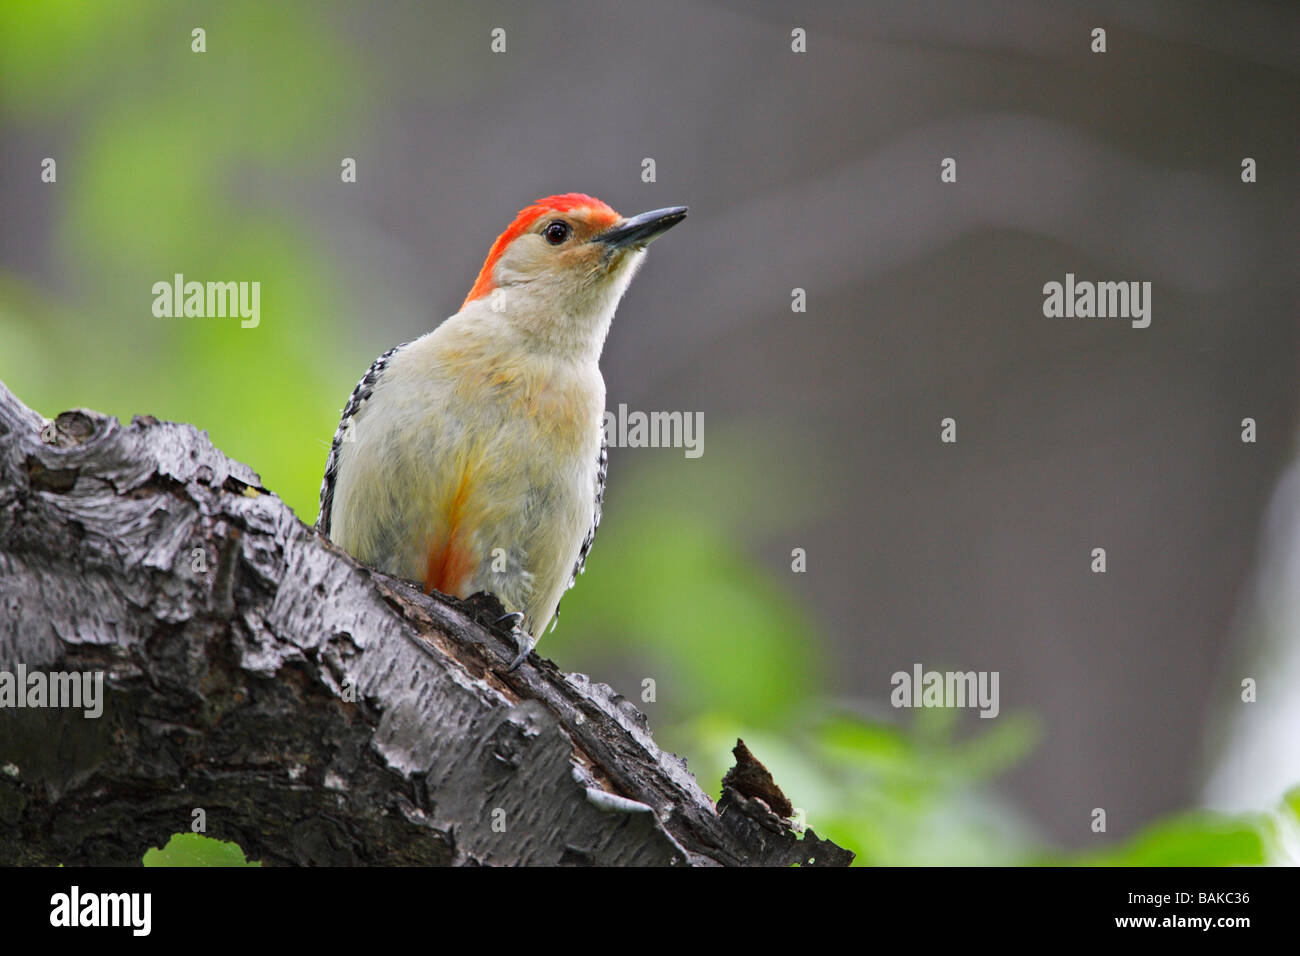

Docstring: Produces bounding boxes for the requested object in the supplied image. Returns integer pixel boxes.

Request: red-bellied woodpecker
[316,194,687,669]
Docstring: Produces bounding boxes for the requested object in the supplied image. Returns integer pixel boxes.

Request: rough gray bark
[0,381,852,867]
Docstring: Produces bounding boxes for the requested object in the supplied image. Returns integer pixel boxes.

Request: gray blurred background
[2,0,1297,852]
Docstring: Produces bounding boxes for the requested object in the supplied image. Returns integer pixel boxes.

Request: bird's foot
[505,626,537,672]
[494,611,535,671]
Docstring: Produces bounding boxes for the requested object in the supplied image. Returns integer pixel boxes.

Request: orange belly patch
[422,468,477,596]
[423,532,474,596]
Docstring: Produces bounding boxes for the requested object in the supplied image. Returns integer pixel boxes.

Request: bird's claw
[505,626,536,672]
[493,611,534,671]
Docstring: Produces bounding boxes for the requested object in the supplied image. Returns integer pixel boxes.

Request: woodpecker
[317,194,687,669]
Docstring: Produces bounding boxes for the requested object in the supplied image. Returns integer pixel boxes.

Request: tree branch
[0,381,852,866]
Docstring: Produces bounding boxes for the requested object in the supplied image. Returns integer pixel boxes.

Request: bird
[316,193,687,670]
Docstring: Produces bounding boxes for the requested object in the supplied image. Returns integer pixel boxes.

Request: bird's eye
[543,220,571,245]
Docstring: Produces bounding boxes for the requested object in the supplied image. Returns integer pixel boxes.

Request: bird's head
[462,193,687,355]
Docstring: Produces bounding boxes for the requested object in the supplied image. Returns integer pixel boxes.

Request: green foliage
[553,507,818,727]
[682,710,1042,866]
[143,833,259,867]
[1043,787,1300,867]
[547,430,835,726]
[1062,815,1267,866]
[0,0,365,520]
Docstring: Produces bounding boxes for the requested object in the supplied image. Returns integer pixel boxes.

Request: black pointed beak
[595,205,688,249]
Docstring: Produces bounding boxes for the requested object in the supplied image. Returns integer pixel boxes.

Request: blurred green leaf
[143,833,258,867]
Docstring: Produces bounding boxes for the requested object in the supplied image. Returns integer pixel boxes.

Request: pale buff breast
[329,319,604,632]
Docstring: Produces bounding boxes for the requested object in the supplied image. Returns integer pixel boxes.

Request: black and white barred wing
[316,343,406,536]
[550,432,608,630]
